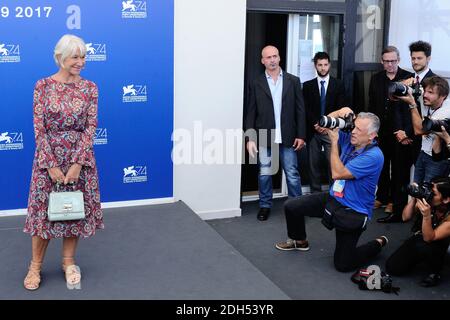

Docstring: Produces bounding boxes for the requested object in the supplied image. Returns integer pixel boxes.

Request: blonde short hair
[53,34,86,68]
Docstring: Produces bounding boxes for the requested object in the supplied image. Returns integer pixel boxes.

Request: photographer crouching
[386,177,450,287]
[275,107,388,272]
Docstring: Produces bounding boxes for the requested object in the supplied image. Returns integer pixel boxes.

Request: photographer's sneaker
[275,239,310,251]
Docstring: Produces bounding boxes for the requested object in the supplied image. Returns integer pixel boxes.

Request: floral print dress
[24,77,104,239]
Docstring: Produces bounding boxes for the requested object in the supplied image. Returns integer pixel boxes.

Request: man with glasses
[368,46,413,223]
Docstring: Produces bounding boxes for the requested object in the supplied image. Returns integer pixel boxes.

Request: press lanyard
[427,106,441,118]
[341,143,376,165]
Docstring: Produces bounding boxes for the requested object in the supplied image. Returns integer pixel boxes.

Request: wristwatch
[446,142,450,151]
[409,104,417,109]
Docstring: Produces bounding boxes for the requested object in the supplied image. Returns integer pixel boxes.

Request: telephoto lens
[318,113,355,132]
[422,117,450,132]
[388,81,422,99]
[388,82,409,97]
[318,116,340,129]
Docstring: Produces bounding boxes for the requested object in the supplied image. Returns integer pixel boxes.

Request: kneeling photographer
[396,76,450,218]
[386,177,450,287]
[275,107,388,272]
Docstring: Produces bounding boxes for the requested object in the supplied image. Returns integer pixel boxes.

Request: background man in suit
[407,41,436,165]
[303,52,347,193]
[369,46,414,223]
[245,45,306,221]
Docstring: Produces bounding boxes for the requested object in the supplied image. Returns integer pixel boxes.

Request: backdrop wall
[173,0,246,219]
[389,0,450,77]
[0,0,174,213]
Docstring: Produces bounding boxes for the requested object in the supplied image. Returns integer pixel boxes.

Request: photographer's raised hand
[314,123,327,135]
[401,77,416,87]
[337,107,354,118]
[396,91,416,106]
[325,127,340,144]
[416,198,432,218]
[434,126,450,145]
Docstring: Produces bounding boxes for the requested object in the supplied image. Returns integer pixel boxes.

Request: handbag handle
[54,182,77,192]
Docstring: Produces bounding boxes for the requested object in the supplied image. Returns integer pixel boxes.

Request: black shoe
[419,273,441,287]
[257,208,270,221]
[377,213,403,223]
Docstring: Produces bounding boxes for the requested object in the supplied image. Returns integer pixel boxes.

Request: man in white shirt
[397,76,450,218]
[245,45,306,221]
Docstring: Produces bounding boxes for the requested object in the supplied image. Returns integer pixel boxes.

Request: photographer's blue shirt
[329,131,384,219]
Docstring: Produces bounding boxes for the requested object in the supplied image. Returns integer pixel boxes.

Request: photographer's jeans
[258,145,302,208]
[413,151,450,183]
[386,233,450,276]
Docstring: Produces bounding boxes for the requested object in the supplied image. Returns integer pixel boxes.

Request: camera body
[388,81,422,100]
[318,113,355,132]
[406,182,434,203]
[422,117,450,133]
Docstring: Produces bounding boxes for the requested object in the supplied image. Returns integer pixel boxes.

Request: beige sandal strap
[64,265,81,285]
[24,261,42,290]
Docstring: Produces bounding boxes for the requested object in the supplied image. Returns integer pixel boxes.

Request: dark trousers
[376,133,394,204]
[391,142,413,215]
[284,192,382,272]
[308,133,332,193]
[386,233,450,276]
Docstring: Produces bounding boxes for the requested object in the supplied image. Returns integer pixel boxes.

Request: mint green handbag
[47,184,85,222]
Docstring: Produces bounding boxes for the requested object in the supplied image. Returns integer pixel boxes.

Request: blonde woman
[23,34,104,290]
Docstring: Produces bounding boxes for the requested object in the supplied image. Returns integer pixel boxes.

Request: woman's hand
[64,163,82,185]
[48,167,65,184]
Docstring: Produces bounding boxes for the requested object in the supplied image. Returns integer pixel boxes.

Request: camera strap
[341,142,377,165]
[427,105,441,118]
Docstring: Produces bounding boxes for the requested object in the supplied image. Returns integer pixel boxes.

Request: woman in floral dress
[23,34,104,290]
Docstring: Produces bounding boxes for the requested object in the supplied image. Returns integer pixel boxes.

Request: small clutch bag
[47,183,85,222]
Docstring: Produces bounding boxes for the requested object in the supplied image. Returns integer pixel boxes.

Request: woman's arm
[70,83,98,168]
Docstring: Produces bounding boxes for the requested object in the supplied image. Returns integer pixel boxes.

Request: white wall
[173,0,247,219]
[389,0,450,78]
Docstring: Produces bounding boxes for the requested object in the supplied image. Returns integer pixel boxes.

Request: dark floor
[207,198,450,300]
[2,199,449,300]
[0,202,288,300]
